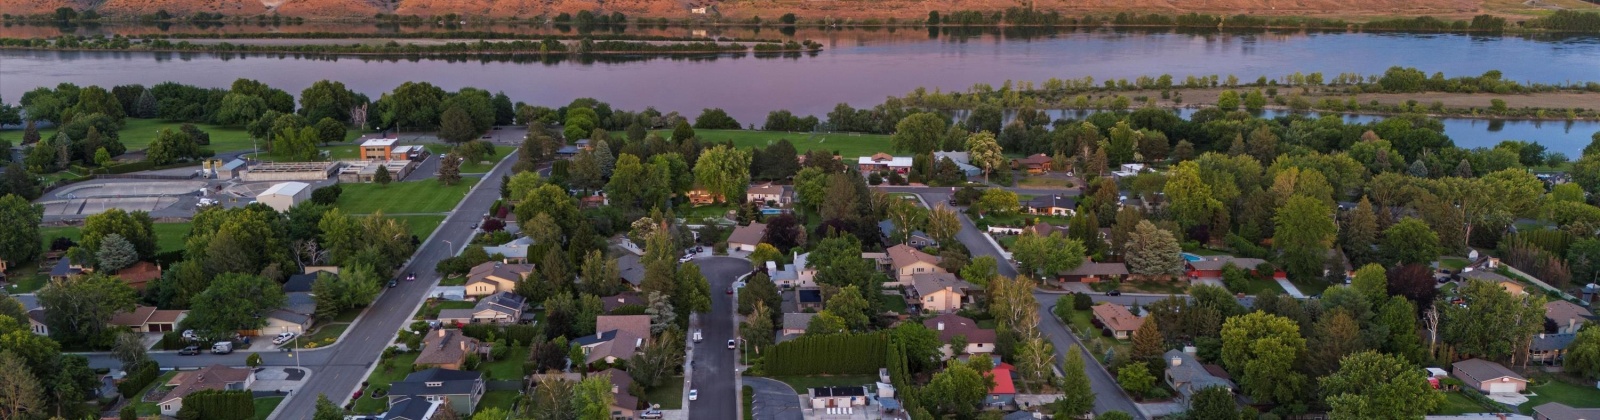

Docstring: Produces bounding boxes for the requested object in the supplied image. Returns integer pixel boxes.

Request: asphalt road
[744,377,804,420]
[83,152,522,419]
[688,257,750,420]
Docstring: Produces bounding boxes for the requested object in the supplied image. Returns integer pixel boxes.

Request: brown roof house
[115,262,162,291]
[886,244,944,286]
[158,364,255,417]
[1056,261,1128,284]
[1545,301,1593,334]
[574,315,652,365]
[1091,303,1143,340]
[415,329,485,370]
[728,222,768,253]
[465,262,534,298]
[109,306,186,333]
[908,273,975,313]
[600,369,644,419]
[1533,402,1600,420]
[601,291,647,314]
[1451,358,1528,394]
[1013,153,1053,174]
[923,314,996,359]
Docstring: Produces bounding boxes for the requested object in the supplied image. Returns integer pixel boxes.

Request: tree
[574,374,616,420]
[748,244,782,271]
[94,233,140,272]
[1053,345,1096,417]
[926,205,960,246]
[1380,217,1441,267]
[438,106,478,143]
[1274,195,1338,280]
[960,256,998,287]
[885,199,929,245]
[38,273,138,348]
[966,131,1004,182]
[674,262,712,316]
[110,330,149,370]
[185,273,286,339]
[1438,278,1546,363]
[692,145,752,204]
[1187,385,1238,419]
[742,301,775,353]
[1130,316,1165,367]
[0,351,44,420]
[1011,232,1086,279]
[892,112,947,154]
[671,120,695,142]
[973,188,1020,215]
[1125,221,1183,277]
[1,163,42,201]
[1220,312,1307,404]
[1321,351,1442,420]
[824,285,872,331]
[147,127,201,165]
[0,194,41,266]
[1309,310,1365,377]
[1349,264,1389,305]
[1217,90,1240,110]
[1341,197,1381,267]
[314,117,347,146]
[1117,363,1156,398]
[438,153,463,185]
[373,164,392,186]
[1566,327,1600,380]
[133,89,157,118]
[922,360,987,418]
[1165,161,1221,229]
[271,127,320,162]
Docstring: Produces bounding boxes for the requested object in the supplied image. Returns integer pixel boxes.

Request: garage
[1487,381,1519,394]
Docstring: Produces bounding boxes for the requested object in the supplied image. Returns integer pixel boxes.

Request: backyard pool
[1182,253,1203,262]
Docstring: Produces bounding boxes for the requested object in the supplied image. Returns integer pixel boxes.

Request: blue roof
[556,146,581,155]
[389,368,482,397]
[572,330,618,346]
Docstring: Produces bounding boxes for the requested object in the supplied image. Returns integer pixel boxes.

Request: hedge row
[117,360,161,398]
[177,389,254,420]
[764,332,887,376]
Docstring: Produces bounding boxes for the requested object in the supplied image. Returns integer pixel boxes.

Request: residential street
[84,153,521,419]
[690,257,751,420]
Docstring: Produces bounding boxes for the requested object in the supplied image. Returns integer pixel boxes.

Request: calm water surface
[3,28,1598,153]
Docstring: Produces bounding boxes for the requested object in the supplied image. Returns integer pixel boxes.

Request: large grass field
[387,215,447,240]
[335,179,477,214]
[1521,380,1600,415]
[1434,391,1492,415]
[38,222,192,254]
[653,129,892,159]
[103,118,364,154]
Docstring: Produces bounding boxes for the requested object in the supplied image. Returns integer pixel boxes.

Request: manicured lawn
[107,118,258,153]
[1017,176,1072,188]
[996,235,1019,250]
[39,222,191,254]
[335,179,476,214]
[3,268,47,293]
[479,390,520,414]
[293,323,349,349]
[1521,380,1600,414]
[1290,278,1333,296]
[388,215,446,239]
[438,276,467,286]
[1186,248,1230,256]
[353,352,420,413]
[133,370,181,416]
[1434,391,1490,415]
[1440,257,1471,270]
[478,347,528,380]
[643,377,685,409]
[655,129,893,160]
[743,385,755,420]
[769,375,878,392]
[973,213,1071,229]
[437,301,476,310]
[1228,276,1286,295]
[253,396,286,420]
[1057,306,1097,336]
[680,203,734,221]
[878,294,908,313]
[425,144,513,173]
[332,307,365,323]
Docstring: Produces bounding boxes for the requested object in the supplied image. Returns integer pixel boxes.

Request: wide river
[4,27,1599,154]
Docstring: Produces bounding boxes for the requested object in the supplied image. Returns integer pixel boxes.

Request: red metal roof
[987,363,1016,395]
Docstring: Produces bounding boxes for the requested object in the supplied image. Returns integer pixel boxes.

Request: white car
[688,389,698,401]
[272,332,297,345]
[182,330,199,341]
[727,339,736,349]
[678,255,694,263]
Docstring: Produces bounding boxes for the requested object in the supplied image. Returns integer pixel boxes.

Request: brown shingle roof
[596,315,652,340]
[601,292,646,313]
[1059,262,1129,277]
[887,244,940,270]
[146,309,185,324]
[1452,358,1525,383]
[922,314,996,344]
[601,369,641,411]
[108,306,158,327]
[415,329,481,366]
[467,262,533,288]
[728,222,768,246]
[1532,402,1600,420]
[163,364,252,404]
[1091,303,1143,332]
[1546,301,1594,324]
[1016,153,1051,166]
[115,262,162,289]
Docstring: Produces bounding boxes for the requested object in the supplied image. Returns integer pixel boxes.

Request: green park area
[653,129,891,159]
[1520,380,1600,415]
[108,118,260,154]
[424,144,514,173]
[335,178,477,214]
[38,222,191,254]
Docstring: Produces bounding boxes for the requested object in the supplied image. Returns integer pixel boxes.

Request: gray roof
[1024,195,1076,210]
[784,313,817,331]
[474,292,525,316]
[381,397,436,420]
[284,292,317,317]
[1459,269,1512,283]
[911,273,975,297]
[389,368,483,397]
[482,237,535,259]
[1163,350,1234,396]
[283,274,319,293]
[572,330,618,347]
[618,254,645,286]
[556,145,580,155]
[1531,333,1576,352]
[1452,358,1525,383]
[268,309,311,326]
[1531,402,1600,420]
[436,309,475,321]
[49,258,81,277]
[221,159,247,171]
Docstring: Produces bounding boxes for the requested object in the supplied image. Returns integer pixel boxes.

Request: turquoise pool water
[1182,253,1203,262]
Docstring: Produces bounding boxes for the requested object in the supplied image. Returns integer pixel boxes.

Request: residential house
[728,223,768,252]
[1111,163,1147,178]
[555,145,581,160]
[1163,350,1235,405]
[932,151,982,177]
[857,153,913,174]
[1498,280,1528,296]
[1532,402,1600,420]
[580,194,607,209]
[465,262,534,298]
[1460,269,1513,285]
[1022,195,1076,217]
[908,273,975,313]
[767,252,815,288]
[796,288,824,311]
[109,306,186,333]
[924,314,996,359]
[114,262,162,291]
[1529,333,1576,365]
[618,254,645,288]
[281,272,320,324]
[808,386,868,409]
[878,221,937,249]
[1013,154,1052,174]
[1091,303,1143,339]
[1056,262,1129,283]
[481,237,535,264]
[1545,301,1593,334]
[686,188,718,205]
[1022,222,1055,237]
[26,309,48,335]
[49,258,83,281]
[986,362,1017,407]
[747,183,792,207]
[414,329,484,370]
[381,397,442,420]
[782,313,817,336]
[265,310,314,337]
[158,364,256,417]
[1185,256,1282,281]
[1452,358,1528,394]
[600,291,646,314]
[601,369,643,419]
[437,292,526,325]
[573,315,652,364]
[886,244,944,286]
[387,368,485,416]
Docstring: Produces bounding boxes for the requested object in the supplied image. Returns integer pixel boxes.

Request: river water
[3,27,1598,154]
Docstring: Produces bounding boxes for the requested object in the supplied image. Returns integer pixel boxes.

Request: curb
[1047,302,1151,420]
[261,367,313,420]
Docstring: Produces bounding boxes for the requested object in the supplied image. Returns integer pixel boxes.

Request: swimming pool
[1182,253,1203,262]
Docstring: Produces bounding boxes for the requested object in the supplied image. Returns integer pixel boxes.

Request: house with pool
[1184,254,1285,281]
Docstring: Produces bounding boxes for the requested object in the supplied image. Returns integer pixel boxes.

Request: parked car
[727,339,736,349]
[726,286,734,295]
[178,346,201,356]
[1106,290,1122,296]
[688,390,698,401]
[640,409,664,419]
[182,329,199,341]
[272,332,297,345]
[693,330,703,343]
[388,279,398,288]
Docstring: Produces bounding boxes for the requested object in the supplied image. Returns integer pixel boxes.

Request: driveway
[745,377,804,420]
[689,257,751,420]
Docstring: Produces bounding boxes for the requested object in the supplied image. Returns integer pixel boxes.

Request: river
[3,27,1598,154]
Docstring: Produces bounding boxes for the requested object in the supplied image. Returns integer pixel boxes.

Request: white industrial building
[256,182,311,212]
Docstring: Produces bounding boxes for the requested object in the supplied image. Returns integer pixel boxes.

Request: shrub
[117,360,161,398]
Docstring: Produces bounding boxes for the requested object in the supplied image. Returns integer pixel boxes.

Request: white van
[211,341,234,354]
[692,330,703,343]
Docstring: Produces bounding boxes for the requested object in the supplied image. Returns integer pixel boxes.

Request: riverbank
[0,37,825,56]
[1121,87,1600,121]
